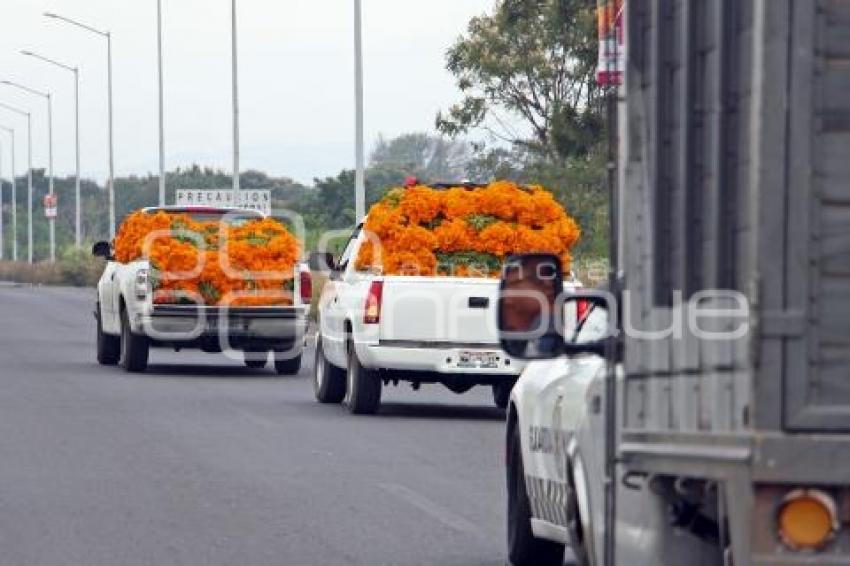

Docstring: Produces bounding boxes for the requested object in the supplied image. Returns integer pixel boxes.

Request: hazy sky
[0,0,494,185]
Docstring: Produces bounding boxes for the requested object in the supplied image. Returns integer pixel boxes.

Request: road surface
[0,285,510,566]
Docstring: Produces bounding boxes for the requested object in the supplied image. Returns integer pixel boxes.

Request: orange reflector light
[777,489,837,551]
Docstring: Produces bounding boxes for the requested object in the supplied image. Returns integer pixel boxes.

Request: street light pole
[44,12,116,239]
[27,113,31,263]
[0,103,32,263]
[106,31,115,237]
[0,140,4,260]
[231,0,241,202]
[74,68,80,245]
[47,92,54,261]
[0,125,17,261]
[22,51,82,248]
[1,80,55,262]
[157,0,166,206]
[354,0,365,223]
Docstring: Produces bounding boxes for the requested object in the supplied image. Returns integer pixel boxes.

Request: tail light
[364,280,384,324]
[135,268,150,300]
[576,298,591,324]
[777,489,838,551]
[299,269,313,305]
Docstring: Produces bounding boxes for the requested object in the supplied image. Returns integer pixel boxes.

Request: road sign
[43,194,58,219]
[174,189,272,216]
[596,0,624,86]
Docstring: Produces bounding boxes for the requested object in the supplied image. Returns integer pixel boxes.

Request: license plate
[457,351,500,369]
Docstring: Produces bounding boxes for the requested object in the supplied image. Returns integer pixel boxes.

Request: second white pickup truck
[310,223,532,414]
[92,207,310,375]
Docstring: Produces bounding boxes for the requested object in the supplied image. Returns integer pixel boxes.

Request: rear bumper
[137,304,308,343]
[356,340,523,377]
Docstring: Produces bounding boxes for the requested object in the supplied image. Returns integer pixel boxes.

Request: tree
[436,0,602,162]
[370,133,471,183]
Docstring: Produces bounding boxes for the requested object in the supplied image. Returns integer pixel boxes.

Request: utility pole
[354,0,366,222]
[21,51,83,248]
[231,0,241,205]
[0,125,17,261]
[0,140,4,260]
[1,82,51,261]
[45,12,116,238]
[47,93,54,261]
[157,0,166,206]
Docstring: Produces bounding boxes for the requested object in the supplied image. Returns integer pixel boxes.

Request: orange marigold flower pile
[355,181,580,277]
[114,210,300,306]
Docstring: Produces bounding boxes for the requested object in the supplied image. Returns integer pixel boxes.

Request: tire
[314,339,346,403]
[565,457,593,566]
[243,349,268,369]
[493,381,513,409]
[274,351,302,375]
[507,423,564,566]
[344,344,381,415]
[120,305,149,373]
[96,304,120,366]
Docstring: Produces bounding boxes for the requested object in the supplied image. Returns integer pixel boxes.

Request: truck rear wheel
[120,306,149,373]
[96,304,120,366]
[274,350,302,375]
[344,345,381,415]
[507,424,564,566]
[243,349,268,369]
[314,339,346,403]
[493,381,513,409]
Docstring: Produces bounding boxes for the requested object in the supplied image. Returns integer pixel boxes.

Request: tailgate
[378,276,500,345]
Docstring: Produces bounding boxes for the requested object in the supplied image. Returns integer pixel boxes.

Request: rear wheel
[344,345,381,415]
[243,349,268,369]
[314,339,346,403]
[120,306,149,373]
[493,381,513,409]
[507,422,564,566]
[96,304,120,366]
[565,457,593,566]
[274,350,302,375]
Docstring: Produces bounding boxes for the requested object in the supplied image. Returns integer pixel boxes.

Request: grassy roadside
[0,249,105,287]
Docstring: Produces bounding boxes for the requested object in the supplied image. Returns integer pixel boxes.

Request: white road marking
[378,482,485,538]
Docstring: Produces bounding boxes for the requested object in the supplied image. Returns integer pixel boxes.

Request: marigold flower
[355,181,581,277]
[114,211,300,306]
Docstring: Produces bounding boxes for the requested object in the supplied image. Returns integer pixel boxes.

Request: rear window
[150,209,261,227]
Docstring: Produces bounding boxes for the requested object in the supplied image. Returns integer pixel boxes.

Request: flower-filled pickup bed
[114,210,300,306]
[355,181,580,277]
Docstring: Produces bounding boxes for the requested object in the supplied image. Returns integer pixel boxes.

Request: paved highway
[0,285,510,566]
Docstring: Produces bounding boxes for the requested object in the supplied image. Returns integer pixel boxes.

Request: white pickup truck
[309,222,537,415]
[92,207,310,374]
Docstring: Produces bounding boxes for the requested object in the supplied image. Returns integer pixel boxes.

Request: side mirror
[308,251,336,273]
[562,296,614,358]
[498,254,566,360]
[498,253,618,360]
[92,241,112,260]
